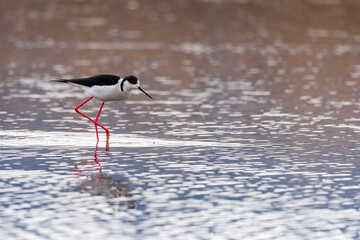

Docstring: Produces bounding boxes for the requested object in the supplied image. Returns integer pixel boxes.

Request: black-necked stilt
[55,74,154,142]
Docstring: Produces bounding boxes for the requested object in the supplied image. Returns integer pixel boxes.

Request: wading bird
[55,74,154,142]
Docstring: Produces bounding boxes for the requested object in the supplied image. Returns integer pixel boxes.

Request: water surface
[1,0,360,239]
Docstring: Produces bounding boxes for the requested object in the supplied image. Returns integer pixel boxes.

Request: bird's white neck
[120,78,138,94]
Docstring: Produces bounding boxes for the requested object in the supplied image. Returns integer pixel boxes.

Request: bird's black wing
[56,74,121,87]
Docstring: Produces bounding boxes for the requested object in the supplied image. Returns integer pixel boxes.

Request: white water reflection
[1,141,360,239]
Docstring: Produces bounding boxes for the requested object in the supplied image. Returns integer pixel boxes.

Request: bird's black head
[124,75,138,85]
[120,75,154,100]
[120,75,138,92]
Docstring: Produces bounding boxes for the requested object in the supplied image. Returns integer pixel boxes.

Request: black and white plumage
[56,74,153,102]
[55,74,154,143]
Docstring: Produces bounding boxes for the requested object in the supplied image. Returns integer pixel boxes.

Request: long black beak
[138,87,154,100]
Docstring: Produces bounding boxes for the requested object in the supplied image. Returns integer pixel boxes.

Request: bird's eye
[128,78,137,84]
[125,76,138,84]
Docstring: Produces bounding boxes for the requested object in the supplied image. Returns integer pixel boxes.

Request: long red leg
[74,97,110,142]
[94,102,105,141]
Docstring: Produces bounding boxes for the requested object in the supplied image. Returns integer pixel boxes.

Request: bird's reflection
[74,143,137,209]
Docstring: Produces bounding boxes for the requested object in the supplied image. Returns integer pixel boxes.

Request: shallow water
[1,0,360,239]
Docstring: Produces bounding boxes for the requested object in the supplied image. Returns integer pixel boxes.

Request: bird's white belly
[85,85,129,102]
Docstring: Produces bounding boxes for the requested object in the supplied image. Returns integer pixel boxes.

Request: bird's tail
[53,79,69,83]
